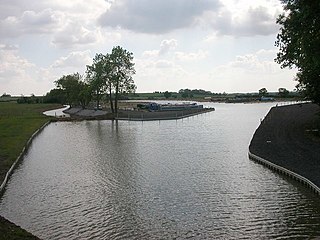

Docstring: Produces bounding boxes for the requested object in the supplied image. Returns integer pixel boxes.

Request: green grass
[0,102,61,182]
[0,102,60,239]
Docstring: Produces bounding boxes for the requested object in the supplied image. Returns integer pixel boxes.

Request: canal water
[1,103,320,239]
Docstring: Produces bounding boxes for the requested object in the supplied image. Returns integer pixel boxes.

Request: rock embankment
[249,103,320,190]
[63,107,107,117]
[115,108,215,121]
[63,107,215,121]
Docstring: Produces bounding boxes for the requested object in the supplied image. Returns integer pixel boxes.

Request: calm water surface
[1,103,320,239]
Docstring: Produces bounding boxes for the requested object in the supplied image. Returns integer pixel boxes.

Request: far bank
[63,102,215,121]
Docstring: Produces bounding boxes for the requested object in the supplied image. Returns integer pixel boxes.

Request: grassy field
[0,102,60,239]
[0,102,61,182]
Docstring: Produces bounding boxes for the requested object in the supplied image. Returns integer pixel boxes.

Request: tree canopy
[46,46,136,113]
[275,0,320,104]
[259,88,268,96]
[86,46,136,113]
[55,73,91,107]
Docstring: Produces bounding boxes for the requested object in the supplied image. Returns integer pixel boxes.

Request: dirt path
[249,103,320,186]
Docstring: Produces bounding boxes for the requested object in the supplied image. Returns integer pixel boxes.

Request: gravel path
[249,103,320,187]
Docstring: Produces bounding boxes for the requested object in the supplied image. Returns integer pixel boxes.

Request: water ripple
[1,103,320,239]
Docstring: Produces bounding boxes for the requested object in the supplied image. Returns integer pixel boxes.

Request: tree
[55,73,84,106]
[278,87,289,98]
[275,0,320,104]
[181,92,189,98]
[109,46,136,113]
[164,91,171,99]
[43,88,66,104]
[78,82,92,108]
[259,88,268,96]
[86,54,108,110]
[1,93,11,98]
[86,46,136,114]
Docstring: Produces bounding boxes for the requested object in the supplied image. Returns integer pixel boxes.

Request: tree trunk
[109,83,114,113]
[115,81,119,114]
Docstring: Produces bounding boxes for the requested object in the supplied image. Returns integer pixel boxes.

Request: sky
[0,0,297,96]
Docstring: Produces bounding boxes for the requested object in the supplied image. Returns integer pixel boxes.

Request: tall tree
[109,46,136,113]
[86,46,136,114]
[78,82,92,108]
[275,0,320,104]
[86,54,107,110]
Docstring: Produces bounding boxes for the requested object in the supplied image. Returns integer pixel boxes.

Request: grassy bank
[0,216,40,240]
[0,102,60,183]
[0,102,61,239]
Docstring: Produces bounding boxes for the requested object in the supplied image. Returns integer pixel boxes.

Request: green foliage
[86,53,109,109]
[259,88,268,96]
[275,0,320,104]
[110,46,136,113]
[86,46,136,113]
[55,73,82,106]
[47,47,136,111]
[54,73,91,107]
[278,87,289,98]
[17,96,41,104]
[179,88,211,98]
[163,91,172,99]
[43,88,66,104]
[181,92,189,98]
[1,93,11,98]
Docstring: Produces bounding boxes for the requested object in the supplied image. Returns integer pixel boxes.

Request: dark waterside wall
[249,103,320,194]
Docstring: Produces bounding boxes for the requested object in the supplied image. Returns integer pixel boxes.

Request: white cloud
[154,60,175,69]
[0,0,111,49]
[0,44,34,82]
[135,57,190,92]
[0,0,109,19]
[0,45,55,95]
[143,39,178,57]
[0,0,296,95]
[52,50,92,69]
[159,39,178,55]
[52,22,102,48]
[208,49,297,92]
[142,50,159,58]
[0,8,63,38]
[0,45,95,95]
[206,6,279,37]
[175,50,208,61]
[98,0,281,37]
[99,0,221,34]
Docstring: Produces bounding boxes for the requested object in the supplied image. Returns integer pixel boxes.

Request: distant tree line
[43,46,136,113]
[127,87,298,101]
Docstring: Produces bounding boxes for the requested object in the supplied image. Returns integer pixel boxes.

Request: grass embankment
[0,102,61,240]
[0,216,39,240]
